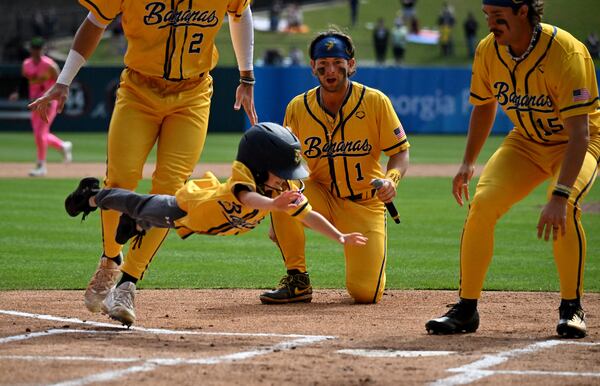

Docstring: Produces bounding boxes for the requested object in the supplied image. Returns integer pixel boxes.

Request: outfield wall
[1,65,597,134]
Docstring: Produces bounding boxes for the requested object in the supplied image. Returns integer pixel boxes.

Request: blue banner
[3,65,597,134]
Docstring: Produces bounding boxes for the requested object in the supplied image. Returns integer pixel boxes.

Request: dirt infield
[1,290,599,385]
[0,162,485,178]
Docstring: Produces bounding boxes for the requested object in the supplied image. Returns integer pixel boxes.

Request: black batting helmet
[236,122,308,184]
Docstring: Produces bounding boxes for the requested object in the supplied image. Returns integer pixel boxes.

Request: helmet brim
[274,164,309,180]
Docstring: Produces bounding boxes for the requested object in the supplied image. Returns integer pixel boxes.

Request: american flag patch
[393,127,405,140]
[292,192,305,205]
[573,88,591,102]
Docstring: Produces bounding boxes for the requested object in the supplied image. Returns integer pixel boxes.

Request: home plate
[337,349,454,358]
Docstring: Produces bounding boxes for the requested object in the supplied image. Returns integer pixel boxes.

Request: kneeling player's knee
[347,283,382,304]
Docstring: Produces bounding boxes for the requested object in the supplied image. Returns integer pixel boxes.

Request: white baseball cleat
[62,141,73,163]
[557,301,586,338]
[102,281,136,327]
[28,165,47,177]
[84,255,122,313]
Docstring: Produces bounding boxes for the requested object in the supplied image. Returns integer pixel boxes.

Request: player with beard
[426,0,599,338]
[260,28,410,304]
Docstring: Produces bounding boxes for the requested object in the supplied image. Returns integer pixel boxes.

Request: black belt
[345,188,377,201]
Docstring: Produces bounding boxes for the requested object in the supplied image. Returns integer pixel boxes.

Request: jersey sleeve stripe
[228,0,249,17]
[382,139,407,152]
[470,92,491,102]
[291,202,309,217]
[559,97,600,113]
[81,0,113,22]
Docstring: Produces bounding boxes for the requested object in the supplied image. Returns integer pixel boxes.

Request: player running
[426,0,599,338]
[261,29,410,305]
[28,0,257,316]
[65,123,367,326]
[9,37,72,177]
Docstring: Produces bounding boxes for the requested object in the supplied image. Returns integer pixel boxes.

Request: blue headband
[482,0,528,8]
[312,37,352,60]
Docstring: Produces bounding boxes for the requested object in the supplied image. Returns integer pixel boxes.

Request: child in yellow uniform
[65,123,367,326]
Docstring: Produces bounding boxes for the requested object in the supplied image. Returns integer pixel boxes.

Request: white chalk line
[0,309,335,386]
[0,309,333,339]
[338,349,455,358]
[46,336,331,386]
[0,355,141,363]
[0,328,126,345]
[430,339,600,386]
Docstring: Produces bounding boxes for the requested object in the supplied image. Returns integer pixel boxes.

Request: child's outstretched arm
[300,211,368,246]
[237,189,302,211]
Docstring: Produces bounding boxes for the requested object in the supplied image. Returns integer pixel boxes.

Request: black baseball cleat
[425,301,480,334]
[65,177,100,219]
[115,214,143,245]
[260,272,312,304]
[557,301,587,339]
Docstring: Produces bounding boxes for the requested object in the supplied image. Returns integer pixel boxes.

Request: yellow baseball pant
[460,131,599,300]
[271,179,388,303]
[101,68,213,279]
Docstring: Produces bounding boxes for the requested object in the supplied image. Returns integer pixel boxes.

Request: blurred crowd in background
[2,0,599,68]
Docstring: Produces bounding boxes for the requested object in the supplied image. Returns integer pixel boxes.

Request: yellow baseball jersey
[470,23,600,143]
[284,81,410,199]
[173,161,311,238]
[80,0,249,80]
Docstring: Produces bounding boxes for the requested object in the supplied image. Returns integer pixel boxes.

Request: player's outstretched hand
[27,83,69,123]
[339,232,368,246]
[271,190,302,211]
[452,163,475,206]
[234,83,258,125]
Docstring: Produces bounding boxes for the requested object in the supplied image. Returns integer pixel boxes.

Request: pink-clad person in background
[10,37,72,177]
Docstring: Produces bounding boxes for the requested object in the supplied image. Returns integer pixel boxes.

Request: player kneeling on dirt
[65,122,367,327]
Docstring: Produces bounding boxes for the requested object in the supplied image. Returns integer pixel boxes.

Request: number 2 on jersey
[189,33,204,54]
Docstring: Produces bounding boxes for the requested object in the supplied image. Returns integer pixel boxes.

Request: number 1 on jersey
[355,162,364,181]
[189,33,204,53]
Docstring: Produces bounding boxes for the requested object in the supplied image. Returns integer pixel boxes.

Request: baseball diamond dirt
[1,162,599,384]
[0,290,599,385]
[0,162,485,179]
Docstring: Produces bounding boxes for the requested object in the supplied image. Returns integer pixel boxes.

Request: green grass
[0,132,240,164]
[0,132,503,164]
[0,177,598,292]
[80,0,600,67]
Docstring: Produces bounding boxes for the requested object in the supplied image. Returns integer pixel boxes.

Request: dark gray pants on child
[94,188,187,230]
